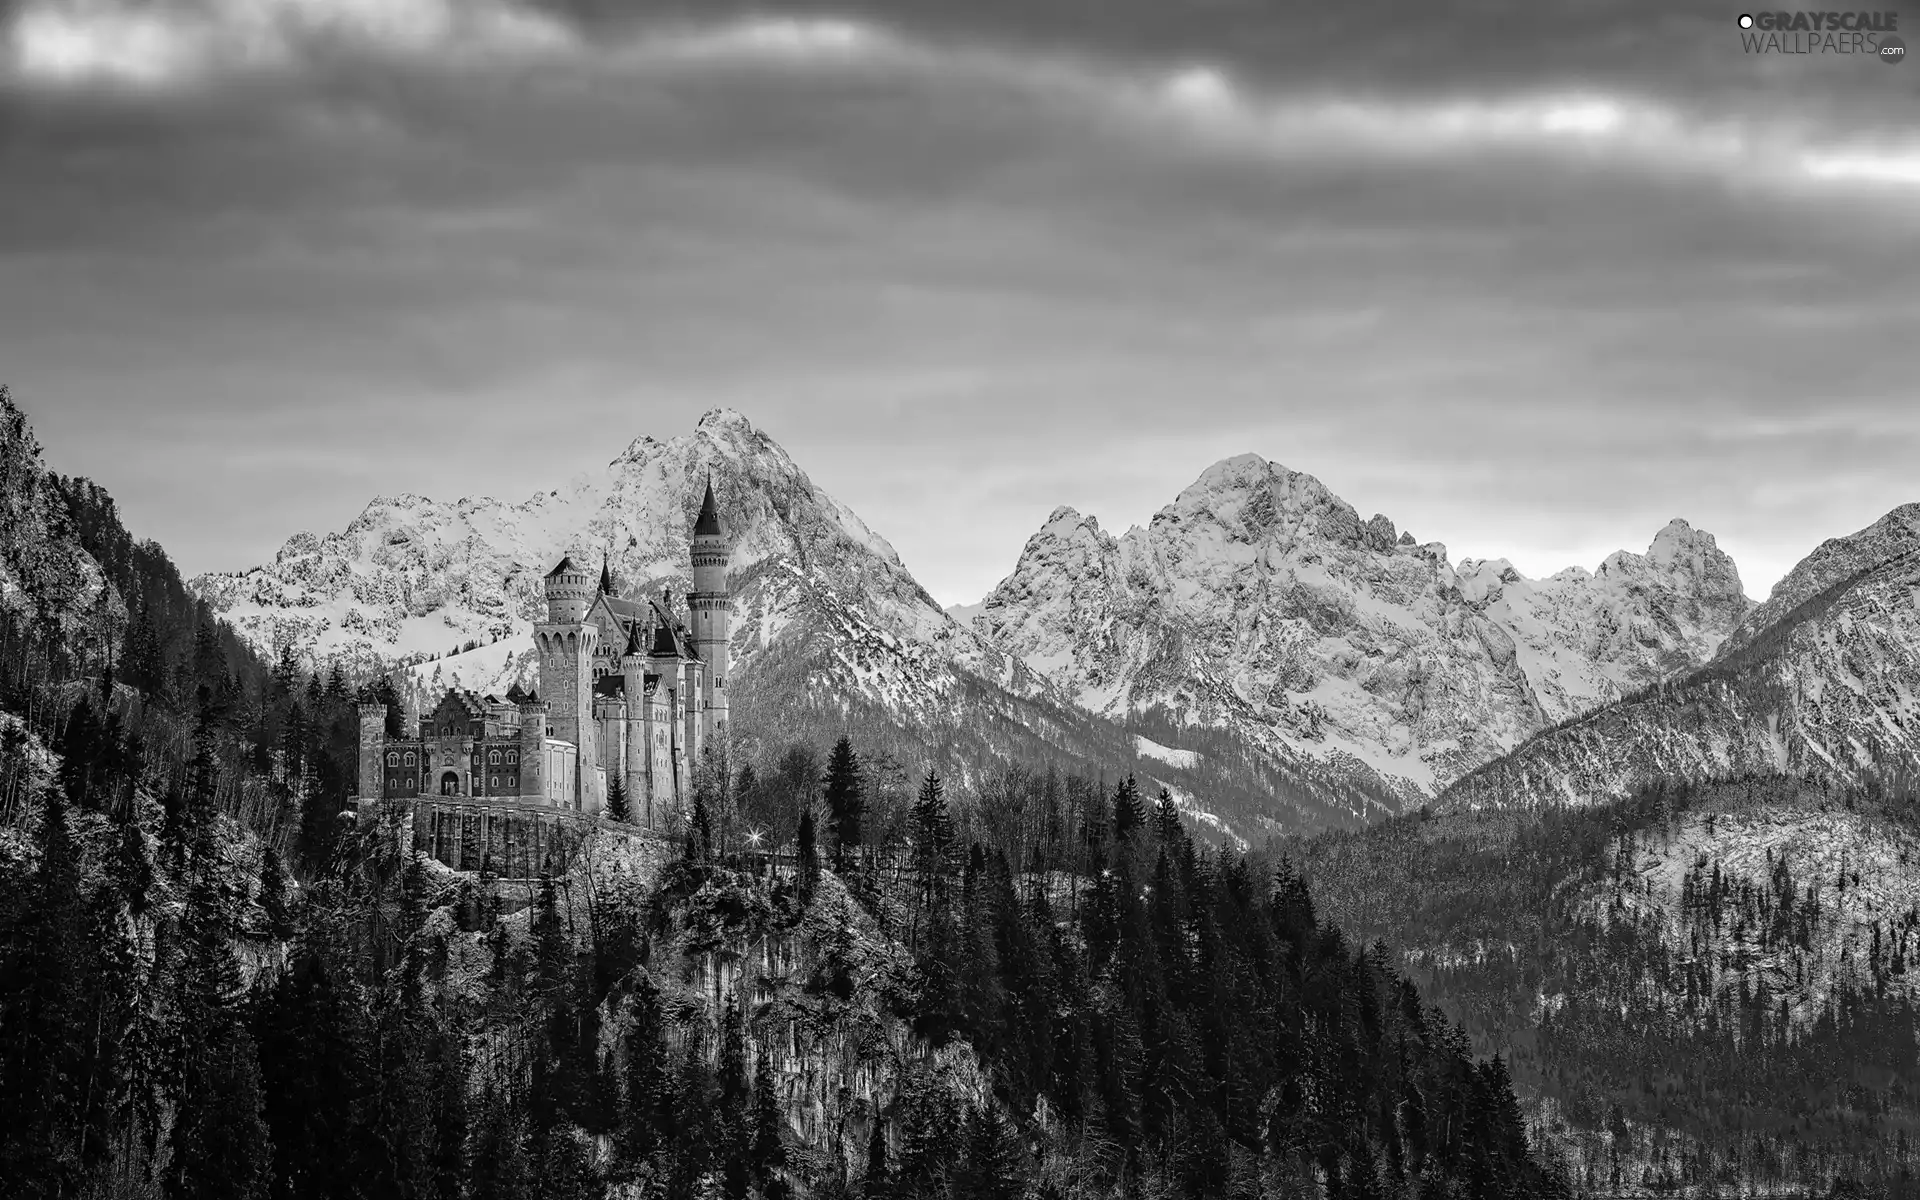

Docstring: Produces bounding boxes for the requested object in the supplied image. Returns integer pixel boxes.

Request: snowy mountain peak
[695,407,756,434]
[972,460,1756,800]
[1593,518,1748,611]
[191,410,957,674]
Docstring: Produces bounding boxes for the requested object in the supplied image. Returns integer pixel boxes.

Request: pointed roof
[624,622,648,657]
[545,555,578,580]
[599,555,613,595]
[651,622,682,658]
[693,476,722,537]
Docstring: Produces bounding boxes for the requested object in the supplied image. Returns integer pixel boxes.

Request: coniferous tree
[125,599,163,694]
[430,1029,470,1200]
[1112,775,1146,842]
[863,1118,890,1200]
[823,736,864,871]
[366,857,438,1200]
[0,788,89,1199]
[260,846,295,941]
[910,770,954,909]
[255,940,368,1200]
[1153,787,1181,844]
[607,773,631,822]
[797,809,818,898]
[471,1085,534,1200]
[717,994,751,1199]
[750,1053,786,1186]
[533,1126,596,1200]
[623,974,671,1167]
[167,843,274,1200]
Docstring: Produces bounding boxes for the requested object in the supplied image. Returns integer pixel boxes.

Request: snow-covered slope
[969,455,1752,798]
[1445,506,1920,811]
[194,409,999,676]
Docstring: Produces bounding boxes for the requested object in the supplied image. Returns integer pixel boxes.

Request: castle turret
[544,554,594,624]
[517,690,548,804]
[688,477,731,748]
[537,556,600,813]
[357,701,386,799]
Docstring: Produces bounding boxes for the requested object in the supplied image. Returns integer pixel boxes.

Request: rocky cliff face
[0,389,125,661]
[1442,506,1920,811]
[969,454,1753,798]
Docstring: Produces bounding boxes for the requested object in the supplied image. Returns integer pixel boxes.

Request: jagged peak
[615,432,659,461]
[1040,505,1104,533]
[696,408,755,434]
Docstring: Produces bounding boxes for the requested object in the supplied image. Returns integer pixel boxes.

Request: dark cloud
[1,0,1916,604]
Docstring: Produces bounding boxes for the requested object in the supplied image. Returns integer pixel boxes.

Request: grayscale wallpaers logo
[1736,11,1905,59]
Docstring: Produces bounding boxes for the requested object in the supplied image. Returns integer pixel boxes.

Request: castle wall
[681,659,702,780]
[544,739,577,808]
[410,801,589,877]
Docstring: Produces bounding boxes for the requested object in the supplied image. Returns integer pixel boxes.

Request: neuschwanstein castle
[354,481,731,874]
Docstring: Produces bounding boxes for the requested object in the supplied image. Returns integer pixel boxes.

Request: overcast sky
[4,0,1917,607]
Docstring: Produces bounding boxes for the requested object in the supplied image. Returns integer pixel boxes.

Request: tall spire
[599,553,613,596]
[694,474,721,537]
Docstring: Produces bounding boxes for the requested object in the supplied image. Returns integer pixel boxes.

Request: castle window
[441,724,453,736]
[491,776,500,789]
[386,752,399,767]
[507,750,518,765]
[508,774,518,788]
[489,750,501,765]
[404,752,416,766]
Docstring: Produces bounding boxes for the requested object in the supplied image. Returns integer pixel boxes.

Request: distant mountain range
[185,408,1920,835]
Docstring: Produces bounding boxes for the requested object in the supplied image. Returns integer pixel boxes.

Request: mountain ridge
[192,409,1395,834]
[1439,503,1920,812]
[965,452,1755,799]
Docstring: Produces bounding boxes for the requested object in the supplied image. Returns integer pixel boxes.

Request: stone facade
[354,482,731,873]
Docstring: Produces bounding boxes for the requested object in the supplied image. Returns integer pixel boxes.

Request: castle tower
[620,623,651,827]
[537,556,600,813]
[356,701,386,799]
[688,477,732,748]
[517,690,548,804]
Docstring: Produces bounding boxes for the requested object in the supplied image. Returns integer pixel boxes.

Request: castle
[355,481,731,874]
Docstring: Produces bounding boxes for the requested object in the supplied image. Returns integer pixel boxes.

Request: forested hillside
[1287,774,1920,1197]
